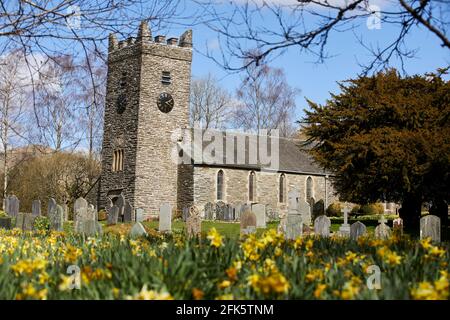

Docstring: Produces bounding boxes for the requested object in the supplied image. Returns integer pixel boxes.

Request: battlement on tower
[108,21,193,62]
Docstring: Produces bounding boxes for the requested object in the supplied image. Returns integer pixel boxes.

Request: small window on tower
[112,149,124,172]
[162,71,171,85]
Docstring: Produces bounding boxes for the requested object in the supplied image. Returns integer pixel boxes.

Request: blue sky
[163,3,450,123]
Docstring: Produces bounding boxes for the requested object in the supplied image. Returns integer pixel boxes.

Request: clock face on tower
[157,92,174,113]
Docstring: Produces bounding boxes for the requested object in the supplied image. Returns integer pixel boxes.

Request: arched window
[217,170,224,200]
[249,171,256,202]
[279,174,286,203]
[306,176,313,202]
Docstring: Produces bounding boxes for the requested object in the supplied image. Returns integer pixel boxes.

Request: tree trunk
[399,193,422,238]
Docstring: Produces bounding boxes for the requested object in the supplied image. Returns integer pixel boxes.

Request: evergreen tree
[303,69,450,236]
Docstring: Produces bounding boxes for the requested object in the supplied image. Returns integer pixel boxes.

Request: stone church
[98,21,338,218]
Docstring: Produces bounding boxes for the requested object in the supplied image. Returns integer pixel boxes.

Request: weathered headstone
[204,202,215,220]
[135,208,145,222]
[130,222,148,238]
[48,198,57,217]
[252,203,266,228]
[420,215,441,242]
[186,206,202,238]
[298,199,311,226]
[107,205,119,225]
[159,203,172,233]
[350,221,367,240]
[240,210,257,235]
[32,200,41,217]
[215,201,226,220]
[23,213,34,231]
[49,204,64,231]
[314,215,331,237]
[124,201,133,222]
[338,204,351,237]
[82,220,103,237]
[6,195,19,217]
[286,214,303,240]
[285,189,302,239]
[15,213,25,230]
[375,215,391,240]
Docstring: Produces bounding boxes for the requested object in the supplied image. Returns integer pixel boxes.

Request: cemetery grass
[0,227,448,300]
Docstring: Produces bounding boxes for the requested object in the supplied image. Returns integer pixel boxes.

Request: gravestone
[135,208,145,222]
[124,201,133,222]
[374,215,391,240]
[215,201,226,220]
[6,195,19,217]
[393,217,403,235]
[48,198,57,217]
[88,204,97,220]
[286,214,303,240]
[159,203,172,233]
[22,213,34,231]
[130,222,148,238]
[314,215,331,237]
[312,200,325,221]
[298,199,311,226]
[107,205,119,225]
[224,204,233,221]
[63,204,69,221]
[186,206,202,238]
[49,204,64,231]
[266,206,277,222]
[15,213,25,230]
[338,205,351,237]
[32,200,41,217]
[82,220,103,237]
[350,221,367,240]
[252,203,266,228]
[420,215,441,242]
[240,210,257,235]
[204,202,215,220]
[285,189,302,239]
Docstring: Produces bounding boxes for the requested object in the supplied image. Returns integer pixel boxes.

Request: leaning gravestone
[159,203,172,233]
[375,215,391,240]
[130,222,148,238]
[420,215,441,242]
[32,200,41,217]
[252,203,266,228]
[240,210,257,235]
[49,204,64,231]
[314,215,331,237]
[204,202,215,220]
[123,201,133,223]
[107,205,119,225]
[350,221,367,240]
[186,206,202,238]
[7,195,19,217]
[298,199,311,226]
[135,208,145,222]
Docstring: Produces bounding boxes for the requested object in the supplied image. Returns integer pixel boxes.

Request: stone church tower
[99,21,193,214]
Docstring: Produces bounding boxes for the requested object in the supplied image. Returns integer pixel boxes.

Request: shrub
[353,203,385,216]
[326,202,343,217]
[312,199,325,219]
[0,210,7,218]
[34,216,50,233]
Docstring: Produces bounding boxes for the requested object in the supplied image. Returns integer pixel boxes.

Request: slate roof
[186,129,328,176]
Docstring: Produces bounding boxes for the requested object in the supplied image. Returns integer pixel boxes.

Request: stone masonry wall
[193,166,338,216]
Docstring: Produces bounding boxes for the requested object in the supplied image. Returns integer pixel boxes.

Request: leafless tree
[196,0,450,74]
[0,50,32,204]
[190,73,233,129]
[233,63,299,137]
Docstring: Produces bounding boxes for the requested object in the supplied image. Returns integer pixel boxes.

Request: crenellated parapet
[108,20,193,54]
